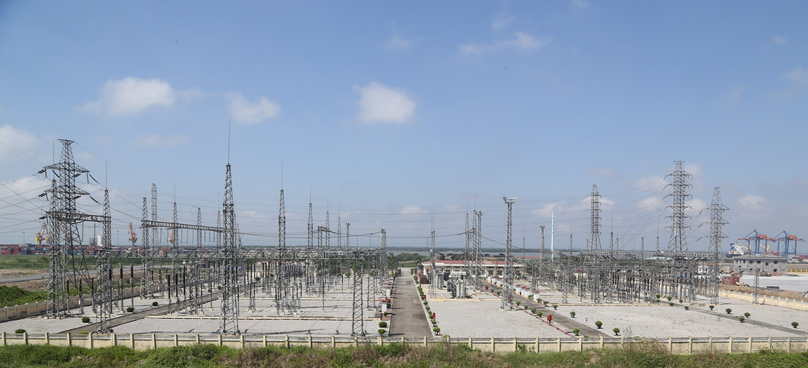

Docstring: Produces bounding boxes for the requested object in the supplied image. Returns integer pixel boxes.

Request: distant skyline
[1,2,806,253]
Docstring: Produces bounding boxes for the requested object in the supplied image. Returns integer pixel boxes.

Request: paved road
[389,268,432,338]
[60,293,220,334]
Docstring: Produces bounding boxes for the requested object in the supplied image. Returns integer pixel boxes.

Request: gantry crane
[128,222,138,246]
[772,231,803,256]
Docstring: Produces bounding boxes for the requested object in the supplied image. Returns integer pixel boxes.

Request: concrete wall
[720,289,808,311]
[0,332,805,355]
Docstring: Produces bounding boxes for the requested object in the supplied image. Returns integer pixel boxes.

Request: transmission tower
[429,228,437,299]
[502,197,515,311]
[307,200,314,248]
[218,163,240,334]
[590,185,602,251]
[464,213,471,281]
[95,189,113,332]
[41,139,106,318]
[473,210,484,290]
[351,255,364,336]
[139,197,154,298]
[666,161,692,253]
[707,187,728,305]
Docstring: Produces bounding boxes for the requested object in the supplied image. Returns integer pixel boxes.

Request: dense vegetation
[0,341,806,367]
[0,286,48,308]
[0,255,50,270]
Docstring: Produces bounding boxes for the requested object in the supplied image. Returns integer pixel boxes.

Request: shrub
[152,301,159,306]
[378,329,386,336]
[678,299,683,303]
[425,306,430,311]
[655,294,661,299]
[81,316,90,323]
[543,301,549,306]
[537,298,542,303]
[537,311,543,318]
[78,331,88,335]
[379,321,387,328]
[595,321,602,329]
[530,308,536,314]
[666,296,672,301]
[552,304,558,310]
[570,311,576,318]
[573,328,579,336]
[496,291,501,296]
[516,301,521,306]
[669,302,674,307]
[528,294,533,300]
[684,306,689,310]
[383,312,388,317]
[739,316,745,323]
[126,307,134,313]
[433,327,440,333]
[423,301,427,306]
[709,305,714,310]
[744,312,751,318]
[792,322,799,329]
[726,308,732,315]
[613,328,620,336]
[14,329,25,334]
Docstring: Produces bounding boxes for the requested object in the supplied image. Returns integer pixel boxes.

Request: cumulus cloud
[128,134,190,147]
[459,31,552,55]
[0,125,40,161]
[737,194,769,212]
[385,36,412,50]
[225,92,281,124]
[354,82,416,124]
[82,77,176,117]
[400,206,428,215]
[492,10,514,30]
[722,84,748,102]
[783,67,808,86]
[772,34,787,44]
[571,0,589,9]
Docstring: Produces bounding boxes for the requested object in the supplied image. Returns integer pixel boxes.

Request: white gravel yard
[111,318,357,336]
[426,299,569,338]
[568,301,808,338]
[0,316,87,334]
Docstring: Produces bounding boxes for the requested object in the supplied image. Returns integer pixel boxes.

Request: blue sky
[0,1,806,252]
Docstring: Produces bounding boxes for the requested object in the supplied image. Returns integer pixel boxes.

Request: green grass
[0,341,807,367]
[0,255,50,270]
[0,286,48,308]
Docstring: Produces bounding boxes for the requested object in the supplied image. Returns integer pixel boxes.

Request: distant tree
[573,328,580,336]
[744,312,751,318]
[709,305,714,311]
[379,321,387,328]
[378,329,386,336]
[595,321,603,329]
[684,306,689,310]
[739,316,745,323]
[570,311,576,318]
[613,328,620,336]
[792,322,799,329]
[726,308,732,315]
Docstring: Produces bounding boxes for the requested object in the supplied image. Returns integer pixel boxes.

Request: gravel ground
[111,318,359,336]
[567,299,808,338]
[426,298,570,338]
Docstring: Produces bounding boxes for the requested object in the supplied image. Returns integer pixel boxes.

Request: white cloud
[385,36,412,50]
[82,77,176,117]
[0,125,40,161]
[459,32,552,55]
[571,0,589,10]
[400,206,428,215]
[636,197,665,211]
[354,82,416,124]
[736,194,772,221]
[772,34,787,44]
[783,67,808,86]
[129,134,190,147]
[686,198,708,216]
[722,84,748,102]
[492,11,514,30]
[225,92,281,124]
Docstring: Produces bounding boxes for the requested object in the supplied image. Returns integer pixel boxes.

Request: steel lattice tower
[95,189,113,332]
[380,229,387,285]
[139,197,154,298]
[539,225,545,288]
[429,228,437,298]
[502,197,515,311]
[666,161,692,253]
[218,163,240,334]
[42,139,99,318]
[325,211,330,248]
[279,189,286,249]
[307,200,314,248]
[590,185,602,251]
[351,256,364,336]
[707,187,728,305]
[464,213,471,281]
[473,210,484,290]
